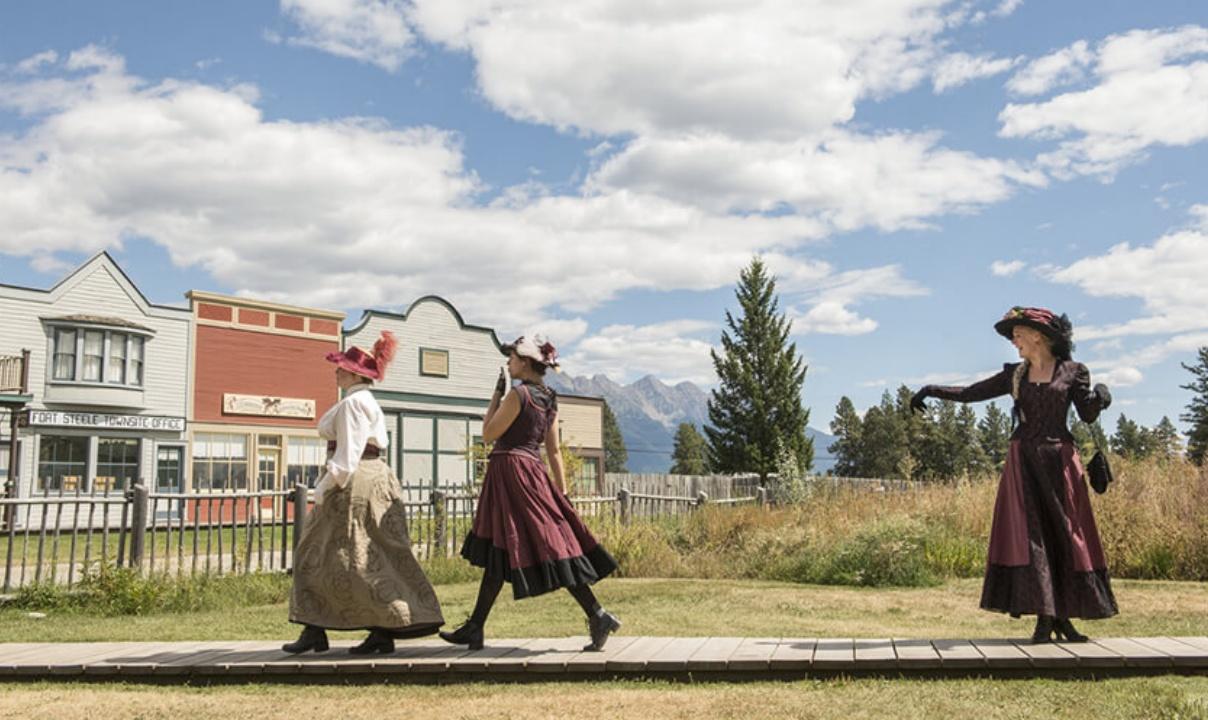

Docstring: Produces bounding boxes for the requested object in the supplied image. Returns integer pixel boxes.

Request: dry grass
[1,677,1207,720]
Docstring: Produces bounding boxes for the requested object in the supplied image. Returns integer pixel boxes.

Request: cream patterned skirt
[289,458,444,636]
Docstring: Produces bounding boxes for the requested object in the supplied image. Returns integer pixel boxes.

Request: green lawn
[1,577,1204,643]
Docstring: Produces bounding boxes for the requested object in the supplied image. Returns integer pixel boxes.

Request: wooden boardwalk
[1,637,1206,683]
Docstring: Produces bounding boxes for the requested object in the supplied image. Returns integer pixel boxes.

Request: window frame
[45,322,150,388]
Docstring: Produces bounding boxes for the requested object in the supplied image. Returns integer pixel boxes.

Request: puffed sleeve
[1070,362,1106,423]
[926,364,1014,403]
[324,397,372,489]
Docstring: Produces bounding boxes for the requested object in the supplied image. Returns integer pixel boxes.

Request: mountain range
[547,373,836,474]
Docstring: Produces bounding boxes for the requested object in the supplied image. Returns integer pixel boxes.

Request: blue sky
[2,1,1207,440]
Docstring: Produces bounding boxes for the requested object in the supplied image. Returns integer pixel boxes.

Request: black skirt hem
[979,565,1118,620]
[460,532,618,600]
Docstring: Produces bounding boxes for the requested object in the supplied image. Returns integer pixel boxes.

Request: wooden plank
[685,637,743,672]
[380,640,471,674]
[854,639,896,670]
[90,642,196,674]
[1132,637,1208,667]
[812,639,854,670]
[644,636,708,672]
[48,643,163,675]
[892,639,941,670]
[525,636,594,674]
[607,636,677,672]
[1012,640,1077,669]
[971,639,1031,669]
[769,638,815,671]
[449,639,538,673]
[1095,638,1173,668]
[487,638,555,674]
[563,635,639,673]
[932,639,984,669]
[1058,640,1125,668]
[728,637,777,671]
[1174,637,1208,653]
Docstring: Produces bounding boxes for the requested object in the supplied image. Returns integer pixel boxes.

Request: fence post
[695,490,708,509]
[756,486,769,508]
[617,487,631,526]
[432,489,447,558]
[128,483,149,571]
[291,483,308,555]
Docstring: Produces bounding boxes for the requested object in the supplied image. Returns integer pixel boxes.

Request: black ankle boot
[440,620,484,650]
[1031,615,1054,644]
[1054,618,1089,643]
[585,610,621,652]
[282,625,329,654]
[349,630,395,655]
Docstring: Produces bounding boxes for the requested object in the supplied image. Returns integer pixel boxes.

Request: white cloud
[780,263,929,336]
[1006,39,1093,95]
[792,302,879,335]
[1092,365,1144,387]
[1191,203,1208,229]
[562,320,718,385]
[990,259,1026,276]
[15,50,58,74]
[1000,27,1208,178]
[932,52,1017,92]
[588,130,1045,233]
[279,0,417,72]
[993,0,1023,17]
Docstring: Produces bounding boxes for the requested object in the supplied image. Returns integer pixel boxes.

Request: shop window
[96,437,139,493]
[286,437,325,488]
[37,435,88,494]
[192,432,249,492]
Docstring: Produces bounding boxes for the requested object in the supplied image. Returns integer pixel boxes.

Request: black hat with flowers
[993,306,1074,359]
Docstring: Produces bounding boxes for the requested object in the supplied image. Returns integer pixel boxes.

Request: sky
[2,1,1207,438]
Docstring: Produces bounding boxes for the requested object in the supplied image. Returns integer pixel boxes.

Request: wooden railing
[0,351,29,394]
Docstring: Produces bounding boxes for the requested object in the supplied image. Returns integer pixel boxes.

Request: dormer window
[44,316,153,388]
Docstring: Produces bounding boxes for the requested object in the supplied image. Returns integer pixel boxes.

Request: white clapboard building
[0,253,190,524]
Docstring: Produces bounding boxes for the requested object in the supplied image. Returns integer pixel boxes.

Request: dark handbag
[1086,449,1113,494]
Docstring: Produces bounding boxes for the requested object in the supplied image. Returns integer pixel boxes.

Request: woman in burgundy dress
[910,307,1117,643]
[440,336,620,651]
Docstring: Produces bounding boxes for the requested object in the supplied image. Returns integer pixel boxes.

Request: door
[258,448,280,491]
[155,446,184,521]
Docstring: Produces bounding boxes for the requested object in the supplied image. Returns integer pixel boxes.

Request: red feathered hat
[326,331,398,381]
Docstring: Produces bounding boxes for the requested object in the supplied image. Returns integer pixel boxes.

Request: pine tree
[706,257,813,480]
[670,423,711,475]
[955,403,990,477]
[1070,413,1108,456]
[858,391,908,479]
[1111,414,1146,459]
[601,400,628,472]
[978,401,1012,471]
[828,396,864,477]
[1150,416,1183,461]
[1181,347,1208,465]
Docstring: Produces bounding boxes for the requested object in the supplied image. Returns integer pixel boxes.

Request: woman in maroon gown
[440,336,620,651]
[911,307,1117,643]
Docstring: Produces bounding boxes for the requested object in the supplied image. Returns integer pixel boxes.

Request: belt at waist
[326,441,382,459]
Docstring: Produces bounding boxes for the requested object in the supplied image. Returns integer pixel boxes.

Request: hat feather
[373,331,398,371]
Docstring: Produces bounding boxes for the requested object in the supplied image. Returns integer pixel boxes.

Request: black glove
[910,386,933,414]
[494,369,507,396]
[1093,383,1112,410]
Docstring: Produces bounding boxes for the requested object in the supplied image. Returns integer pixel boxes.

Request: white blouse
[313,383,389,502]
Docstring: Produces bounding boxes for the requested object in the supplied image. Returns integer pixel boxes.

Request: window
[52,328,76,380]
[286,437,325,488]
[47,325,148,387]
[95,437,139,493]
[82,330,104,382]
[130,336,145,386]
[107,333,127,384]
[156,446,183,492]
[37,435,88,494]
[576,456,600,494]
[192,432,249,492]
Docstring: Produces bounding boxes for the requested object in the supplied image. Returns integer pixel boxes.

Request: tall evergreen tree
[670,423,711,475]
[1111,414,1146,459]
[858,391,908,479]
[601,400,628,472]
[978,401,1012,471]
[1181,347,1208,465]
[706,257,813,480]
[1070,414,1109,456]
[955,403,990,477]
[828,396,864,477]
[1150,416,1183,461]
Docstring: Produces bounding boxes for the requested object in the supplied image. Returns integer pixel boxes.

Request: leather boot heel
[440,621,485,651]
[1031,615,1054,644]
[282,625,329,654]
[1054,618,1089,643]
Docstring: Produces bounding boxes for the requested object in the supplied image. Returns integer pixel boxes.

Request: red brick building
[186,291,344,520]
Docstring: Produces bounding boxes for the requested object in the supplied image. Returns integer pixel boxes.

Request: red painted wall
[193,325,338,427]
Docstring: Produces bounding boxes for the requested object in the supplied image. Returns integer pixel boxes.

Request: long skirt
[289,458,444,636]
[461,451,617,599]
[980,439,1118,619]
